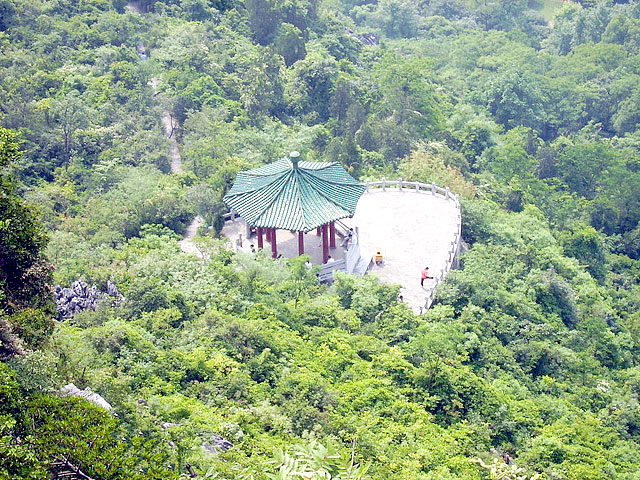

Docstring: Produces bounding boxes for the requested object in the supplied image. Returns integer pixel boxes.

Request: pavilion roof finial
[289,151,300,168]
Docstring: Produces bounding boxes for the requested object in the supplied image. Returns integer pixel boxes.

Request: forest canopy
[3,0,640,479]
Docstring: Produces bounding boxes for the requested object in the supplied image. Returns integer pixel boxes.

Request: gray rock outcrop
[55,280,123,319]
[354,33,379,46]
[202,434,233,454]
[345,29,379,46]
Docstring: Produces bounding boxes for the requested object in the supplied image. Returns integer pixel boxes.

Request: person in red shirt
[421,266,434,287]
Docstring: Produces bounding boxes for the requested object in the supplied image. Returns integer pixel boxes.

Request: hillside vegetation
[3,0,640,479]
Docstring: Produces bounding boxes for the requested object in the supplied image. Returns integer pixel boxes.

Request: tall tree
[0,128,54,356]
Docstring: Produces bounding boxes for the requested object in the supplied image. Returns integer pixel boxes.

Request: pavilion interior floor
[221,218,348,265]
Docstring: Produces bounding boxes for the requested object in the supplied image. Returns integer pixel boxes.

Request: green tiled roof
[223,157,365,232]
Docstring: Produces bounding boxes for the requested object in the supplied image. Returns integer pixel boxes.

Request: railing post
[431,183,435,195]
[382,178,386,191]
[231,209,236,221]
[415,182,419,192]
[445,186,450,199]
[399,178,403,191]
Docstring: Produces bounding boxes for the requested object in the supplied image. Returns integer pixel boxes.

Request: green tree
[51,91,91,164]
[558,223,607,281]
[555,142,622,200]
[398,142,475,198]
[0,129,54,356]
[240,48,285,119]
[286,49,339,122]
[485,69,546,133]
[363,0,419,38]
[274,23,306,67]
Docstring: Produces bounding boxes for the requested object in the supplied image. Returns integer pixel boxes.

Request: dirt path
[147,77,182,175]
[161,112,183,174]
[178,216,205,256]
[155,83,203,252]
[146,60,203,254]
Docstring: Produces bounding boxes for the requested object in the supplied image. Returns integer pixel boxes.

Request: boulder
[60,383,113,411]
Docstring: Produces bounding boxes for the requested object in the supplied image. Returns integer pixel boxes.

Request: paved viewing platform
[222,181,461,313]
[344,184,461,312]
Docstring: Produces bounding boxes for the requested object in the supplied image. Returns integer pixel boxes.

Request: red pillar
[298,231,304,255]
[329,222,336,248]
[322,224,329,263]
[316,227,321,236]
[265,228,271,243]
[271,229,278,258]
[257,227,263,249]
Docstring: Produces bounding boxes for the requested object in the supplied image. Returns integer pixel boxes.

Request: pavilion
[223,152,366,262]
